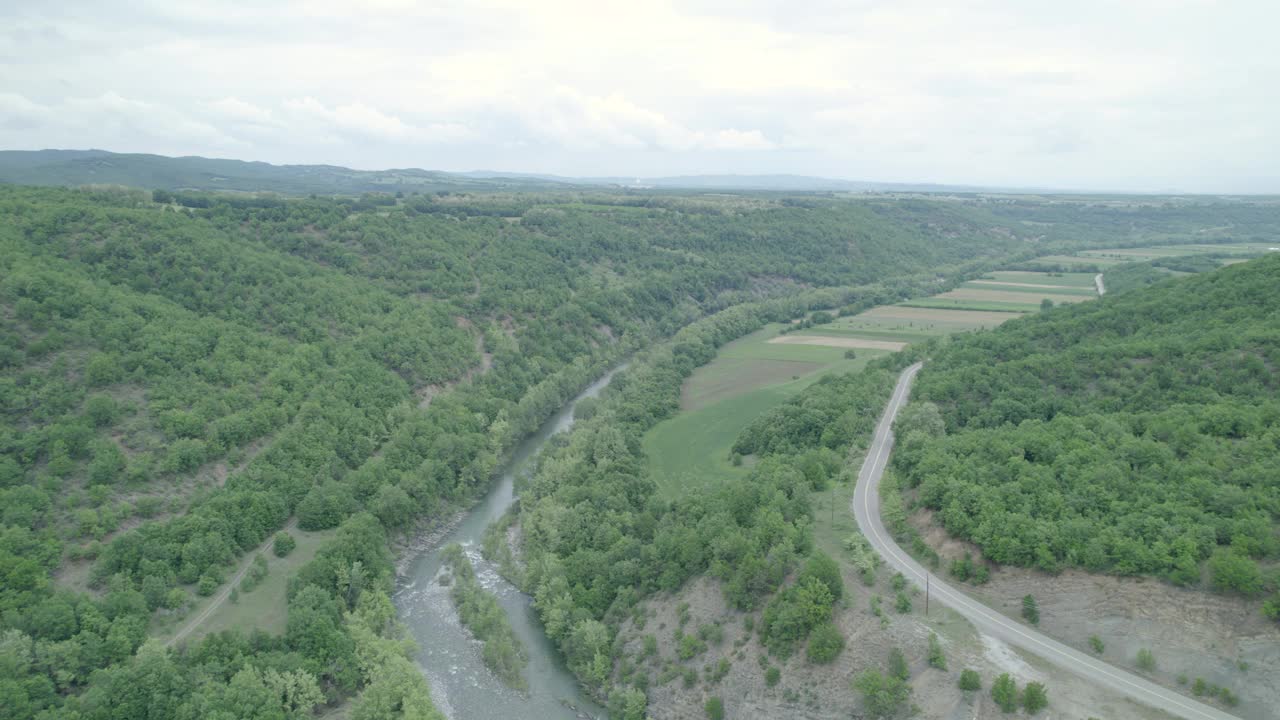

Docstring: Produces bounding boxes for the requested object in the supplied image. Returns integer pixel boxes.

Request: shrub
[1021,595,1039,625]
[197,574,218,597]
[888,647,908,681]
[958,669,981,691]
[991,673,1018,713]
[765,666,781,686]
[273,531,297,557]
[1022,681,1048,714]
[926,633,946,670]
[1136,648,1156,672]
[1088,635,1104,654]
[894,591,912,613]
[806,622,845,664]
[853,669,910,718]
[704,696,724,720]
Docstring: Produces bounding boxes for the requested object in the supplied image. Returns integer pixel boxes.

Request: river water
[395,367,624,720]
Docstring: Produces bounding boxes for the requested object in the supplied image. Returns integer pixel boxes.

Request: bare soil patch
[766,335,907,351]
[616,566,1165,719]
[909,509,1279,719]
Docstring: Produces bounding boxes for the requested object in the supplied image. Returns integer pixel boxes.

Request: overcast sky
[2,0,1278,192]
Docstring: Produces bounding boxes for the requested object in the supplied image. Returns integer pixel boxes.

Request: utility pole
[925,573,930,616]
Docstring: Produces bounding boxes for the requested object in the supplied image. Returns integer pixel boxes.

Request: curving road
[851,363,1238,720]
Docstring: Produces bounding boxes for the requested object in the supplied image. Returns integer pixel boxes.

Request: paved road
[166,517,298,647]
[851,363,1238,720]
[1095,272,1107,296]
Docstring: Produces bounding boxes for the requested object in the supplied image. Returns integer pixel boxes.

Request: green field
[984,270,1099,287]
[645,258,1118,501]
[960,280,1097,297]
[647,324,887,498]
[899,298,1039,313]
[1030,243,1278,269]
[152,526,336,643]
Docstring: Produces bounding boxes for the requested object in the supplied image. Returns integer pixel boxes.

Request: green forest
[0,183,1037,719]
[897,255,1280,614]
[3,180,1278,718]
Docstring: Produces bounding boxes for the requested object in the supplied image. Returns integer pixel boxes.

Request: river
[395,366,624,720]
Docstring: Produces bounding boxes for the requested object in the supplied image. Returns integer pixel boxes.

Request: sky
[2,0,1278,192]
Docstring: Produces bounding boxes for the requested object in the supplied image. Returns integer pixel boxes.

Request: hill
[897,255,1280,616]
[1,149,1036,195]
[0,183,1034,719]
[0,149,570,194]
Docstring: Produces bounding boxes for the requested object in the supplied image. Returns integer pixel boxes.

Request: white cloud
[0,0,1277,190]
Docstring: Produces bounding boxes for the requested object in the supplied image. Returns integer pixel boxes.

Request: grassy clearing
[962,281,1097,297]
[1037,243,1278,269]
[649,262,1110,502]
[153,526,337,642]
[650,323,888,499]
[899,298,1039,313]
[1030,254,1124,267]
[985,270,1099,287]
[767,334,907,351]
[855,305,1023,327]
[937,288,1091,305]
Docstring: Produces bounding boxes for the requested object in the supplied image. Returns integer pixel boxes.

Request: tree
[1208,550,1262,595]
[926,633,946,670]
[704,696,724,720]
[1022,681,1048,714]
[958,669,981,691]
[806,622,845,664]
[274,532,297,558]
[853,669,910,718]
[991,673,1018,713]
[799,551,843,601]
[1021,594,1039,625]
[1040,298,1054,310]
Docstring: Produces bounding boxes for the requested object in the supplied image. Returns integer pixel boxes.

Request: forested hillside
[898,255,1280,618]
[0,184,1033,719]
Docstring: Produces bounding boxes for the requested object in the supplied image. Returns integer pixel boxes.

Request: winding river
[395,367,624,720]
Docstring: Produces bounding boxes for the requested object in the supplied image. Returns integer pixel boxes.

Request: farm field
[1028,242,1279,270]
[647,324,887,498]
[645,264,1113,501]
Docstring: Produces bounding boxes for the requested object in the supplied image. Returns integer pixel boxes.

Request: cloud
[0,0,1278,190]
[282,97,473,144]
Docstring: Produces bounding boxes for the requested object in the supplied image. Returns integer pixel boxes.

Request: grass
[899,298,1039,313]
[1029,254,1123,267]
[984,270,1099,287]
[648,259,1118,501]
[648,323,887,499]
[960,281,1097,297]
[1034,244,1278,269]
[152,526,337,642]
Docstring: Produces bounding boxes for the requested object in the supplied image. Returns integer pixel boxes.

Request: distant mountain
[0,148,1011,195]
[458,170,993,193]
[0,149,572,195]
